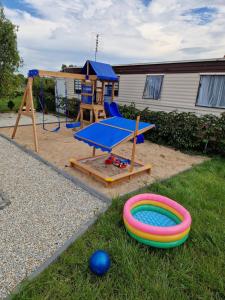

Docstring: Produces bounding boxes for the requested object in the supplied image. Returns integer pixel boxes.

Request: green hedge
[120,103,225,156]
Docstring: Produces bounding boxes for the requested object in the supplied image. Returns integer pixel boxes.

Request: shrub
[33,77,81,118]
[33,77,55,113]
[7,100,15,110]
[119,103,225,156]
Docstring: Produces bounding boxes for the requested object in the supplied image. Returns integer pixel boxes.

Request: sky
[2,0,225,74]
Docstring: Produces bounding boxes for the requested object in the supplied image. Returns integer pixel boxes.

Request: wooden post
[90,110,93,123]
[94,80,97,104]
[80,108,84,128]
[92,147,96,157]
[91,81,94,105]
[129,116,140,172]
[101,81,105,105]
[112,82,115,101]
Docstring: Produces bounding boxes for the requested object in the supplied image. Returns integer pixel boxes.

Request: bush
[119,103,225,156]
[33,78,81,119]
[33,77,55,113]
[7,100,15,110]
[65,98,80,117]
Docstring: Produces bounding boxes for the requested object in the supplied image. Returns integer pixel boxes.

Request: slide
[104,102,144,144]
[108,102,123,117]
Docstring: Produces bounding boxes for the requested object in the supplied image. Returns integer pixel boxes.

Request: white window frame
[142,74,164,100]
[196,73,225,109]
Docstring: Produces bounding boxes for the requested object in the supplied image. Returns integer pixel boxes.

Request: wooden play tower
[75,60,118,127]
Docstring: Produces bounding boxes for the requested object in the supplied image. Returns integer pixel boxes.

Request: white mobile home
[64,58,225,116]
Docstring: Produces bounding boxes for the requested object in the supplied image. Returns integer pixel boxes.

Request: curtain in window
[143,75,164,100]
[197,75,225,108]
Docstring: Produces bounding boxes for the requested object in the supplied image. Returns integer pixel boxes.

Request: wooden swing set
[11,61,117,152]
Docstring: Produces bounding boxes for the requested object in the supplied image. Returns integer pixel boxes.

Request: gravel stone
[0,136,106,299]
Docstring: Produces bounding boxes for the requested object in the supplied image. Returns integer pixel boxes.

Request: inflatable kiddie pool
[123,194,192,248]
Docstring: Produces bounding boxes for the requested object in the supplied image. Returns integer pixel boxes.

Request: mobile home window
[143,75,164,100]
[74,80,82,94]
[196,75,225,108]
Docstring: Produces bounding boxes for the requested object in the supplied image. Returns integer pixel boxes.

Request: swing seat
[51,126,60,132]
[66,122,81,129]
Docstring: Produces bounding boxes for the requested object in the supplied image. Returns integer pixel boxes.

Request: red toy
[105,155,129,169]
[105,155,115,165]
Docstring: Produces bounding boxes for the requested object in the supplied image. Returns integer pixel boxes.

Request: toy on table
[105,155,129,169]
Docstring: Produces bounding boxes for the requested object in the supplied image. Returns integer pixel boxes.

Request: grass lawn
[13,158,225,300]
[0,96,23,112]
[0,96,38,113]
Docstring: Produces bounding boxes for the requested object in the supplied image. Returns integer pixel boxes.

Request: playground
[0,60,206,197]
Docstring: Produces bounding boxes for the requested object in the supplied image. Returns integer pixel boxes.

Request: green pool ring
[131,204,182,224]
[127,229,189,248]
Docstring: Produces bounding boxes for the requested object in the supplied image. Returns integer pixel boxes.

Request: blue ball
[89,250,111,276]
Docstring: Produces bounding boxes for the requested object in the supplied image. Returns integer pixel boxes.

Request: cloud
[3,0,225,74]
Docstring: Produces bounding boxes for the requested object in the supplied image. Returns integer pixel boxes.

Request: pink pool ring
[123,194,192,248]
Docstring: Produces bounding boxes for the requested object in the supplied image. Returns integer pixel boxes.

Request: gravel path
[0,136,107,299]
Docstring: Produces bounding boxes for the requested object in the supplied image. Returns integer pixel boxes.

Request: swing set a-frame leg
[11,77,39,152]
[76,110,81,122]
[11,86,28,139]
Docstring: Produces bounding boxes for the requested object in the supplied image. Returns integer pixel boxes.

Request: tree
[61,64,67,71]
[0,6,21,98]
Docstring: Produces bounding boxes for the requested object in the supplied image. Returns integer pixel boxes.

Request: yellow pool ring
[124,219,190,242]
[131,200,184,221]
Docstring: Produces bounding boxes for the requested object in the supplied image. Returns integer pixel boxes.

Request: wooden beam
[101,81,105,104]
[38,70,96,81]
[80,103,104,110]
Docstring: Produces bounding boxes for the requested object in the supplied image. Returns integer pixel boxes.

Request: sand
[0,124,207,198]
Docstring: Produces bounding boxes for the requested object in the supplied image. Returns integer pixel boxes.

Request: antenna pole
[95,34,99,61]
